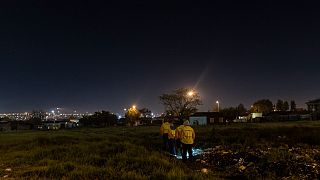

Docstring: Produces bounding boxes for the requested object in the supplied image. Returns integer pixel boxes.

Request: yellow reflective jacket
[181,125,195,144]
[168,129,175,139]
[160,122,171,135]
[175,125,184,139]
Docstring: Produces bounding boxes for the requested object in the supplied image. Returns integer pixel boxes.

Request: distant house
[150,117,163,126]
[66,119,80,128]
[134,120,144,126]
[0,120,10,131]
[117,118,126,125]
[120,117,144,126]
[233,116,248,123]
[189,112,225,125]
[264,111,311,122]
[38,119,69,130]
[306,98,320,112]
[245,113,263,123]
[0,121,32,131]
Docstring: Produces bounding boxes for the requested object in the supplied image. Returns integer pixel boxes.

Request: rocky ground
[194,144,320,179]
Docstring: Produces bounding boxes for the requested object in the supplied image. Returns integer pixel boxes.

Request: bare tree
[159,88,202,122]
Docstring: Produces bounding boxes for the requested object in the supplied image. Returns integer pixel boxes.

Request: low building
[264,111,312,122]
[233,116,248,123]
[306,98,320,112]
[150,117,163,126]
[189,116,207,125]
[189,112,225,125]
[66,119,80,128]
[0,120,10,131]
[39,119,69,130]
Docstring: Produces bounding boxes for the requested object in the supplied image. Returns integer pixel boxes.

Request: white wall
[189,116,207,125]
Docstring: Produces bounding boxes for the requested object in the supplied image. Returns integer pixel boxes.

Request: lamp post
[51,110,56,129]
[187,91,194,97]
[216,101,220,112]
[123,108,127,117]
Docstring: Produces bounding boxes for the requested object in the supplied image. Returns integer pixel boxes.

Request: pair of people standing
[160,119,195,162]
[160,119,176,154]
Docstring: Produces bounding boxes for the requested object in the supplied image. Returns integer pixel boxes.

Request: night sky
[1,0,320,114]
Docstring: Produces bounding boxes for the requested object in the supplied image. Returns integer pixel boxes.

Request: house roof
[306,98,320,104]
[190,112,221,117]
[43,119,69,124]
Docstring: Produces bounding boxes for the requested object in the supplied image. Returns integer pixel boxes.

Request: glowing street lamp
[132,105,136,109]
[187,91,194,97]
[216,101,220,112]
[51,110,56,126]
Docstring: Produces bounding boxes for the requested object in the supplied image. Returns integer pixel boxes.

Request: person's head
[183,120,190,126]
[181,119,188,125]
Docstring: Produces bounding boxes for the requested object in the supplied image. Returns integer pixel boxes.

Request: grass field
[1,121,320,179]
[0,126,216,179]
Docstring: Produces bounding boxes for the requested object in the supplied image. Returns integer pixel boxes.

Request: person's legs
[175,139,180,155]
[168,139,174,154]
[162,134,168,151]
[187,144,193,161]
[172,140,176,155]
[182,143,187,162]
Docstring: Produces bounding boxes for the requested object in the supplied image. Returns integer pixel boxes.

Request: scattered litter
[200,145,320,179]
[201,168,208,174]
[239,165,246,171]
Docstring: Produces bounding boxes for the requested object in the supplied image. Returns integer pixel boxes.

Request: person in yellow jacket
[181,120,195,162]
[175,123,185,156]
[160,119,171,151]
[168,124,176,155]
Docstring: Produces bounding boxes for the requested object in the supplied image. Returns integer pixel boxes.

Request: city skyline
[1,1,320,113]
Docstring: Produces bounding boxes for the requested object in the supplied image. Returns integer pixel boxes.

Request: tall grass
[2,121,319,179]
[0,127,215,179]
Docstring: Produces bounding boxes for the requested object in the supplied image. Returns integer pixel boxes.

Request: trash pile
[199,145,320,179]
[1,167,12,179]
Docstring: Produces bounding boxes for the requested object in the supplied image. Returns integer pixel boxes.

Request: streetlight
[123,108,127,117]
[187,91,194,97]
[216,101,220,112]
[57,108,61,115]
[51,110,56,128]
[132,105,136,109]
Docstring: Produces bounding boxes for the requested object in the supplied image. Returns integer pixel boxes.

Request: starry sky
[1,0,320,114]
